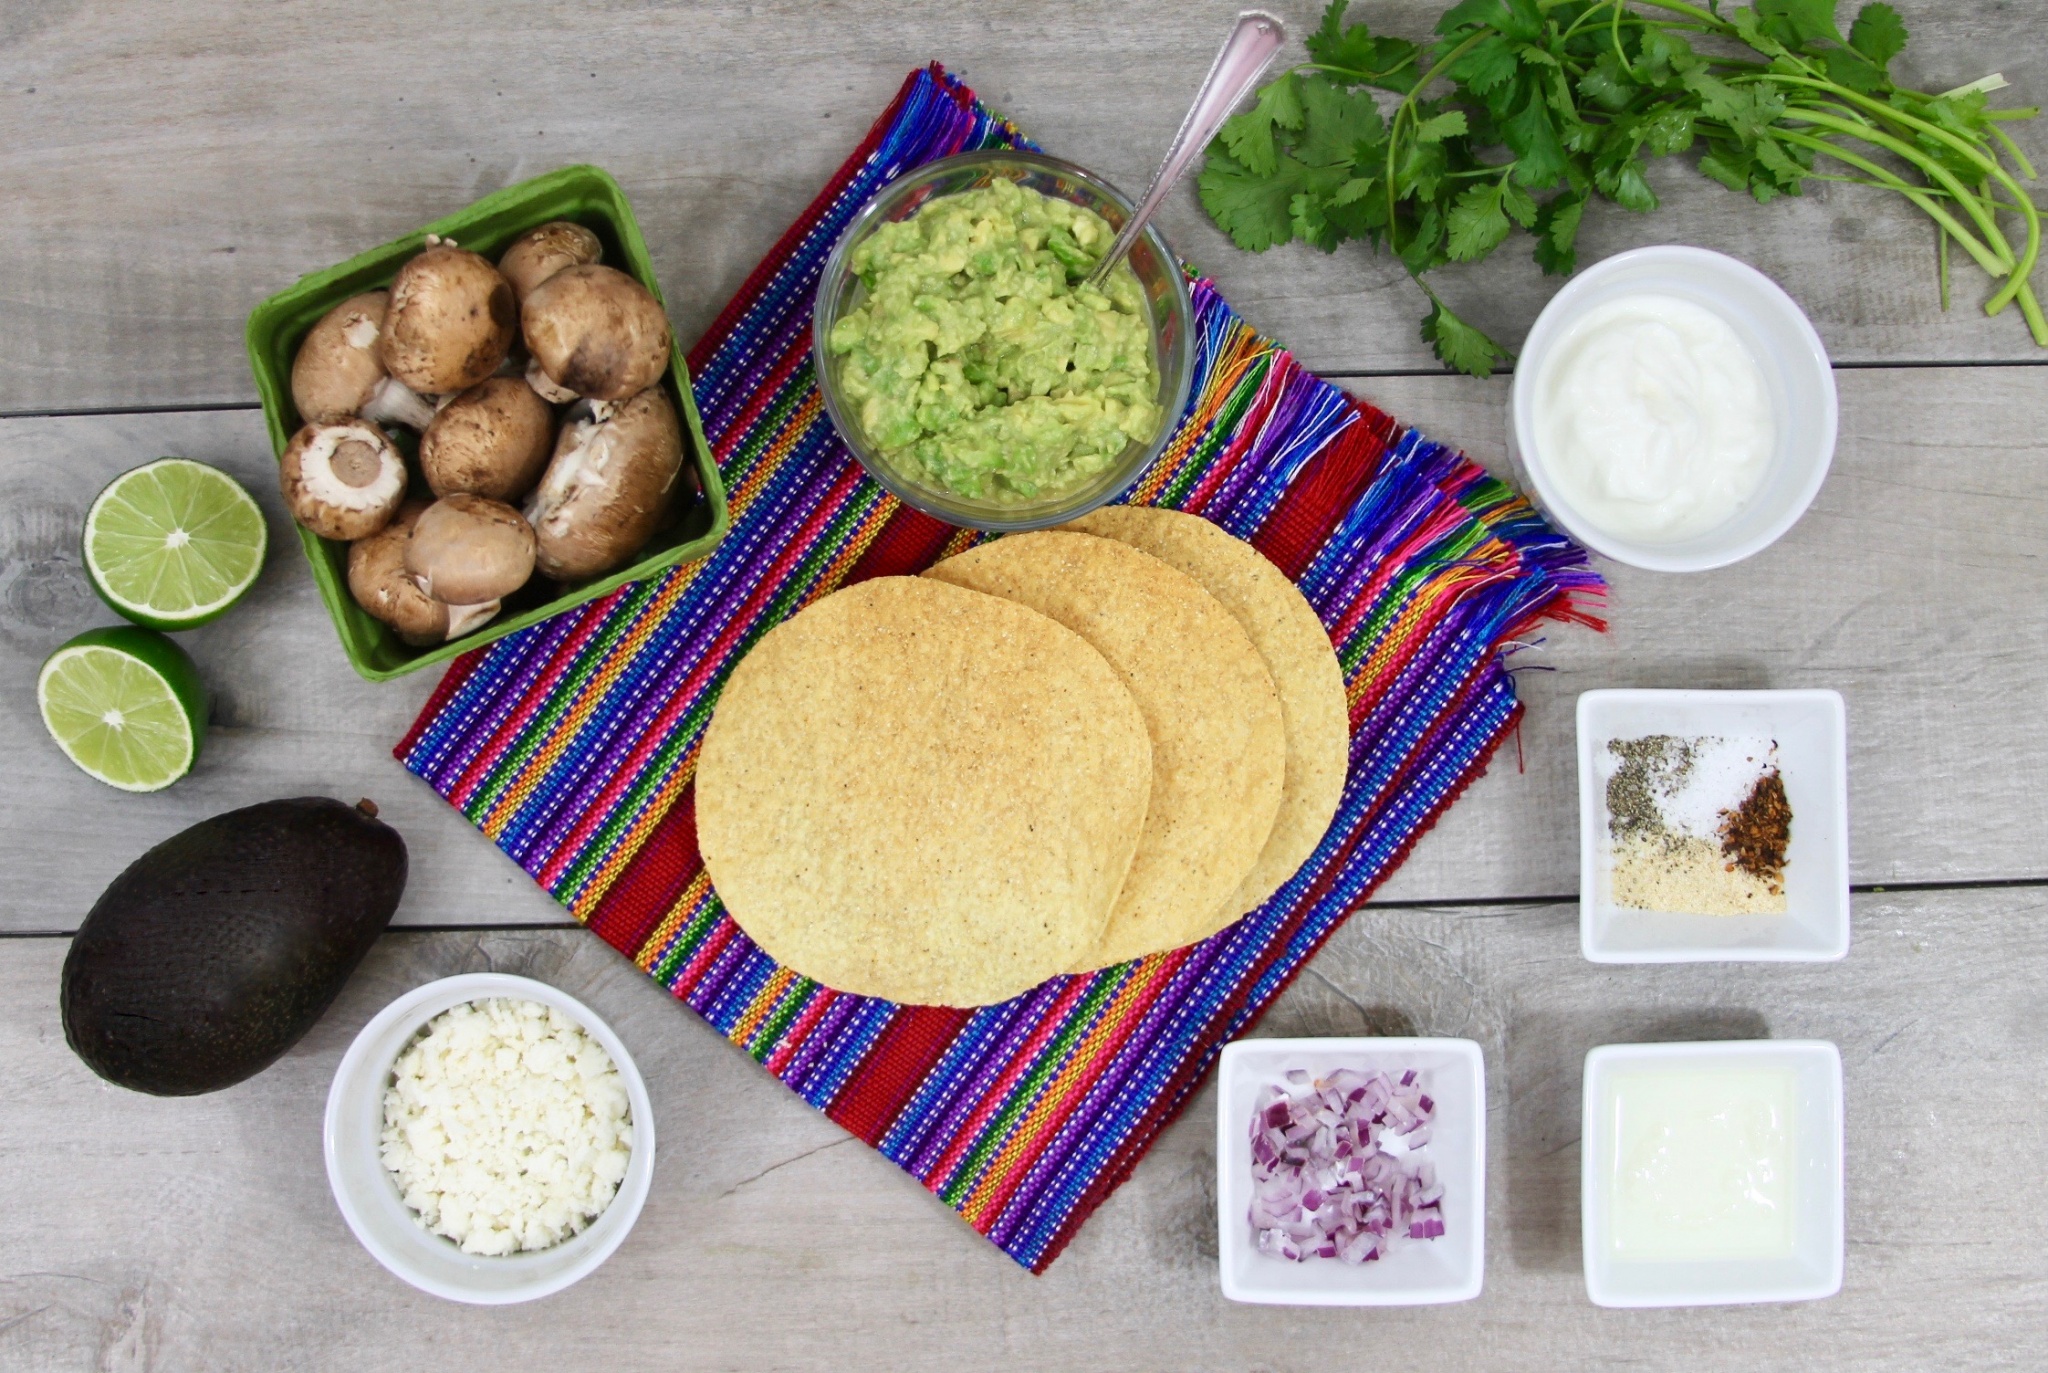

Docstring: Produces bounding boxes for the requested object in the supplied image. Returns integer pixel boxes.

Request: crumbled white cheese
[381,997,633,1256]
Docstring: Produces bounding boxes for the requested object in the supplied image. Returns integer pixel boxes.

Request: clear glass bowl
[811,150,1195,532]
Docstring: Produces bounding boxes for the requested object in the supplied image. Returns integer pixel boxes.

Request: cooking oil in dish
[1531,293,1775,544]
[1604,1065,1797,1261]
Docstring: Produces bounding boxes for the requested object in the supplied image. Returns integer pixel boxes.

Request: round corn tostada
[924,530,1285,970]
[694,575,1152,1007]
[1062,506,1349,932]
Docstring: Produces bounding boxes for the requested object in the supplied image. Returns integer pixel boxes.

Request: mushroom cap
[380,244,518,394]
[498,221,603,307]
[521,264,672,402]
[346,501,449,645]
[404,493,537,605]
[280,421,408,542]
[526,387,687,580]
[291,291,391,423]
[420,376,556,501]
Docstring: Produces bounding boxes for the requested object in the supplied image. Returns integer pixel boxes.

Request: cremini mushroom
[498,221,603,307]
[345,502,499,645]
[524,355,581,404]
[521,263,672,402]
[526,388,687,579]
[404,493,537,605]
[279,421,409,541]
[290,291,437,429]
[419,376,555,501]
[379,238,518,395]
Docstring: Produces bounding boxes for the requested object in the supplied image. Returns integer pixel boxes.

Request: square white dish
[1581,1039,1843,1308]
[1216,1036,1485,1306]
[1577,688,1849,962]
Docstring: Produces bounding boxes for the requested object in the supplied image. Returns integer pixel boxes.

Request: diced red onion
[1247,1066,1445,1265]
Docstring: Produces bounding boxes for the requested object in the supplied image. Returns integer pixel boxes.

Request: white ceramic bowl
[1216,1036,1485,1305]
[1578,688,1849,963]
[323,973,656,1305]
[1582,1039,1844,1308]
[1509,245,1837,572]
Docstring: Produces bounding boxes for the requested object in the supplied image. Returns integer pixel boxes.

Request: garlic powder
[381,997,633,1256]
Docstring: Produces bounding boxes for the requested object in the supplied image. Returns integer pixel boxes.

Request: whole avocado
[61,796,407,1096]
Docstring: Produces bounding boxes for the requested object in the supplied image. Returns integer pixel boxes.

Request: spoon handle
[1085,9,1288,290]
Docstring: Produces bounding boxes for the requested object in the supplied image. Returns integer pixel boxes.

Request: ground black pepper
[1720,769,1792,890]
[1605,735,1696,843]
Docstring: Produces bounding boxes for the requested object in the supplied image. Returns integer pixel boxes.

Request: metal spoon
[1084,10,1288,291]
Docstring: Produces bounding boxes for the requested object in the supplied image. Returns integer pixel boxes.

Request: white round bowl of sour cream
[1509,245,1836,572]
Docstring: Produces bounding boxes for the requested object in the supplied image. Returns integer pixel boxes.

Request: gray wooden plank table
[2,2,2044,1368]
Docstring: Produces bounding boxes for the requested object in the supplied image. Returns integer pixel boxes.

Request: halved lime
[38,626,209,792]
[83,458,268,631]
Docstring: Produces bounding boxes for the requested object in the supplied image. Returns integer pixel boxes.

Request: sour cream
[1530,293,1775,543]
[1604,1066,1797,1262]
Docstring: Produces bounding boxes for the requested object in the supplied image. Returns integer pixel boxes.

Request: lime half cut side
[84,458,268,630]
[38,626,208,792]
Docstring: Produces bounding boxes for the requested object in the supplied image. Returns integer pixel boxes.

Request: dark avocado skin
[60,797,407,1096]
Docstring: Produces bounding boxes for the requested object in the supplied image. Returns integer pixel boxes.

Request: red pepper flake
[1720,769,1791,886]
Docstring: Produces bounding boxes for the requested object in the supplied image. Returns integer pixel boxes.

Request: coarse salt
[381,997,632,1256]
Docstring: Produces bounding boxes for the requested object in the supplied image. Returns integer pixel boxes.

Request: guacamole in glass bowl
[814,151,1194,532]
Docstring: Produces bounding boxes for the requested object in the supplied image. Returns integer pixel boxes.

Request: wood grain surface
[4,364,2043,930]
[0,0,2043,414]
[3,890,2040,1372]
[4,1,2046,1367]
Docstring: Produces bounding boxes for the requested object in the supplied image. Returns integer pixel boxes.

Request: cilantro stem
[2016,283,2048,343]
[1384,29,1490,257]
[1989,123,2039,181]
[1779,105,2021,276]
[1939,225,1952,311]
[1772,78,2045,310]
[1773,127,2010,277]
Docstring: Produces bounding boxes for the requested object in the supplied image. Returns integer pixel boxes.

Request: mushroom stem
[361,376,437,430]
[444,601,502,638]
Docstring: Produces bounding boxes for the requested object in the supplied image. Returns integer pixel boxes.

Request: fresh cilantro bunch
[1199,0,2043,376]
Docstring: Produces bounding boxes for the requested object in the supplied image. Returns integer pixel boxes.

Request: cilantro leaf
[1421,297,1509,377]
[1397,204,1448,275]
[1595,156,1658,212]
[1499,177,1538,227]
[1414,109,1470,143]
[1395,137,1451,202]
[1697,141,1757,193]
[1297,74,1386,166]
[1502,91,1568,186]
[1291,192,1337,250]
[1820,46,1886,95]
[1579,52,1639,112]
[1447,33,1519,94]
[1446,182,1512,260]
[1635,26,1701,85]
[1331,175,1378,206]
[1849,3,1907,66]
[1752,132,1811,191]
[1639,106,1698,156]
[1686,70,1787,142]
[1307,0,1423,91]
[1197,153,1301,251]
[1756,0,1845,47]
[1437,0,1542,43]
[1533,193,1585,275]
[1217,74,1304,178]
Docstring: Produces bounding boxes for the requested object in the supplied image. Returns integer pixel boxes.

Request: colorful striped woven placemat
[396,63,1602,1273]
